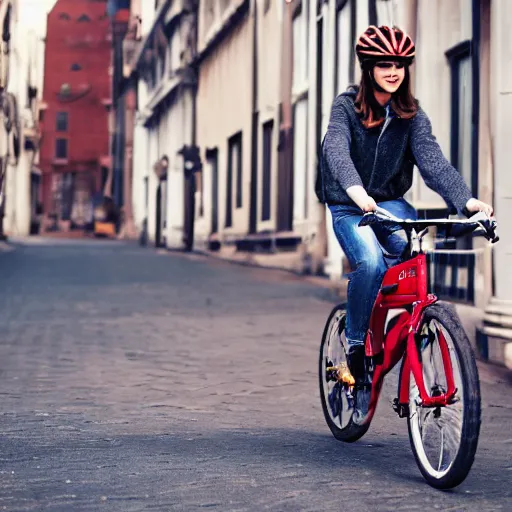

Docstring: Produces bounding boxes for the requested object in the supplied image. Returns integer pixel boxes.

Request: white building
[2,0,51,237]
[131,0,196,250]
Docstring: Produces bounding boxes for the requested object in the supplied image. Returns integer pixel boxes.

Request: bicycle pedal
[392,397,409,418]
[325,362,356,387]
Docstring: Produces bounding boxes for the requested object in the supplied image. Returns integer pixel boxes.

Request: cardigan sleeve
[323,95,364,191]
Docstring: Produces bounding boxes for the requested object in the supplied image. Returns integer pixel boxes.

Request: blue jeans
[329,198,417,346]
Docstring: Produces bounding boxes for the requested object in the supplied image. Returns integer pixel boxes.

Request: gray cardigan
[319,87,473,214]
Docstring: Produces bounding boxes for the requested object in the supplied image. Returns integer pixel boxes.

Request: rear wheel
[319,304,371,442]
[406,302,481,489]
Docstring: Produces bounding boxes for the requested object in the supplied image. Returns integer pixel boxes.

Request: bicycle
[319,207,499,489]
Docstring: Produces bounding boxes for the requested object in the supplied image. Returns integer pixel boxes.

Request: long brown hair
[354,64,418,129]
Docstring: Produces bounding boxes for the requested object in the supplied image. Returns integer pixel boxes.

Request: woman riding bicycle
[322,25,493,379]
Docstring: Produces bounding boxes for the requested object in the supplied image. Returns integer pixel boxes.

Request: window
[56,112,68,132]
[335,0,356,94]
[55,138,68,159]
[225,146,233,228]
[368,0,377,25]
[70,63,82,71]
[261,121,273,221]
[226,133,242,227]
[59,13,70,20]
[77,14,91,22]
[206,148,219,233]
[234,134,243,208]
[446,41,476,198]
[446,39,477,250]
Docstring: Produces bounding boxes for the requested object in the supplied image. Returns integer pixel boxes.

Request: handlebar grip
[358,213,378,227]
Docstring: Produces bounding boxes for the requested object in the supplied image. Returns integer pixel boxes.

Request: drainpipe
[249,0,258,234]
[183,2,199,252]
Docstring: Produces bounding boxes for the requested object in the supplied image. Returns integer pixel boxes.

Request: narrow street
[0,239,510,511]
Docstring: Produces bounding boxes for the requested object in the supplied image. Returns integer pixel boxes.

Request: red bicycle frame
[361,253,457,425]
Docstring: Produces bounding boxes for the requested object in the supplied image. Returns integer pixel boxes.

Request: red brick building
[40,0,111,231]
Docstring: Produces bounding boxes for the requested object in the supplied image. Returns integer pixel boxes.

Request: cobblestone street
[0,239,511,511]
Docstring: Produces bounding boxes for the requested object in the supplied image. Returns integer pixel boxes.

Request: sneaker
[346,345,371,421]
[346,344,365,381]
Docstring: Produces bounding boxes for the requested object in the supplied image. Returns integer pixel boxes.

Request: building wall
[2,0,50,237]
[196,12,253,241]
[40,0,110,219]
[490,0,512,302]
[130,0,196,249]
[4,3,30,237]
[132,77,149,237]
[163,89,193,249]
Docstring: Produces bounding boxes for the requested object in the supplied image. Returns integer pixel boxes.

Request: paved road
[0,239,510,511]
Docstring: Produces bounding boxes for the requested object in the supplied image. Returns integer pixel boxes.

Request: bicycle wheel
[319,303,370,442]
[406,302,481,489]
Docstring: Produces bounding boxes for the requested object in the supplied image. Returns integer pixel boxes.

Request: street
[0,238,511,511]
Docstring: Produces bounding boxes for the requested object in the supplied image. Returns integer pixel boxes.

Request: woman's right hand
[346,185,377,212]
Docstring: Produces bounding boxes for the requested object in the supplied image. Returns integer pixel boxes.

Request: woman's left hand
[465,198,494,217]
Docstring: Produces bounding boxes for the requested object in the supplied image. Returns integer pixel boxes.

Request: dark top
[319,87,473,214]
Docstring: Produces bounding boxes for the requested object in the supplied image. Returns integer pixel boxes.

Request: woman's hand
[465,198,494,217]
[346,185,377,212]
[360,196,377,213]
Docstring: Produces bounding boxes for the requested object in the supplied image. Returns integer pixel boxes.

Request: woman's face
[372,61,406,93]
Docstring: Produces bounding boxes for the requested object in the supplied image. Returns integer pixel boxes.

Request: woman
[322,25,493,378]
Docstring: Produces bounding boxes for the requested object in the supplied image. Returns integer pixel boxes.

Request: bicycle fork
[398,301,457,410]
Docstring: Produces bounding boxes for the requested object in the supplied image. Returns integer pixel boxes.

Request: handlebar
[359,207,499,244]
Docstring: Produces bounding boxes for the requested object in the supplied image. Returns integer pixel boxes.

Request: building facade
[118,0,511,368]
[124,0,198,250]
[0,0,47,238]
[39,0,111,233]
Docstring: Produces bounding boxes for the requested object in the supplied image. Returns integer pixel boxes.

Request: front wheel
[405,302,481,489]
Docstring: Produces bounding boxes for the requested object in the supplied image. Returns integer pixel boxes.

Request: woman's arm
[323,95,364,191]
[409,108,473,214]
[323,96,376,211]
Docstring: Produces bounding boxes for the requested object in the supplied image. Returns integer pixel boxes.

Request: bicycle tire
[319,303,370,443]
[405,302,481,489]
